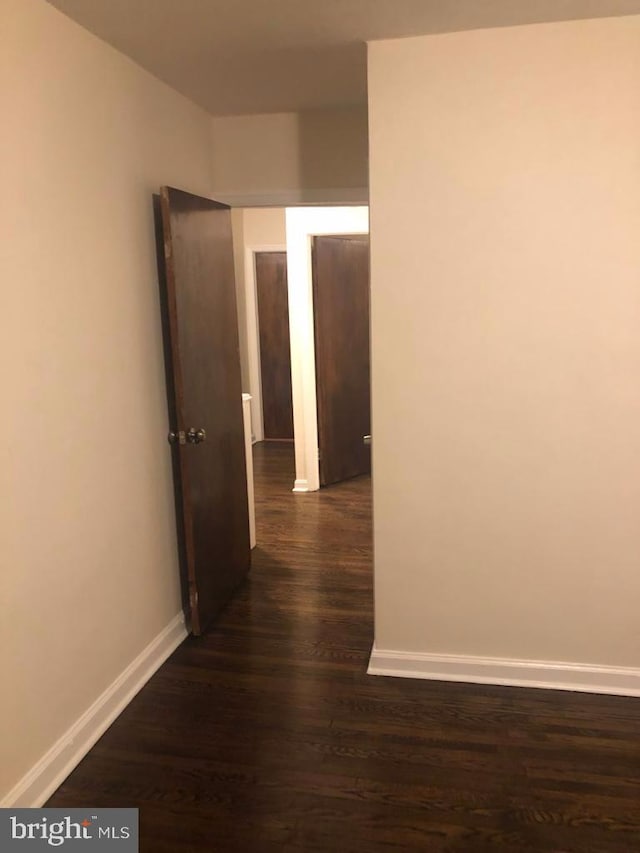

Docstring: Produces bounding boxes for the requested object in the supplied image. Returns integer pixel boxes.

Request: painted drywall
[0,0,213,801]
[368,17,640,669]
[230,209,287,437]
[241,208,287,248]
[211,107,369,206]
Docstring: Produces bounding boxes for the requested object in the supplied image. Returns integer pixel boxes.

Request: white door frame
[285,207,370,493]
[244,243,287,442]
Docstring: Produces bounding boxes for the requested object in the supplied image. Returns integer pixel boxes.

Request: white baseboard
[2,612,188,808]
[368,646,640,698]
[292,479,309,493]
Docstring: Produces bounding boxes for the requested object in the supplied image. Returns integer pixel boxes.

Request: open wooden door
[157,187,250,635]
[255,251,294,441]
[312,235,371,487]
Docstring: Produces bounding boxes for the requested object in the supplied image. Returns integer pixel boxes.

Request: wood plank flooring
[48,443,640,851]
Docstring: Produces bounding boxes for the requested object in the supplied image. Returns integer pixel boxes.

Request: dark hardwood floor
[48,443,640,851]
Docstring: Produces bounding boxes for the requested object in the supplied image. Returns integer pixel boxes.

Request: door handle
[186,427,207,444]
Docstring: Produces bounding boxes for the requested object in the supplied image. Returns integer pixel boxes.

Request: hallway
[48,444,640,851]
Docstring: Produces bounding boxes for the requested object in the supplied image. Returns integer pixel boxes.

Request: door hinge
[168,430,187,445]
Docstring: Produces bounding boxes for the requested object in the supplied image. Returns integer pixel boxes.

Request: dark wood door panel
[255,252,294,440]
[159,186,250,634]
[313,235,371,486]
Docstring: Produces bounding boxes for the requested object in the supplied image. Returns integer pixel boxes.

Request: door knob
[186,427,207,444]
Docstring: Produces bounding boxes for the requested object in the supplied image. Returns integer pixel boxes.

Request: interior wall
[1,0,214,801]
[368,16,640,671]
[241,208,288,247]
[211,107,369,206]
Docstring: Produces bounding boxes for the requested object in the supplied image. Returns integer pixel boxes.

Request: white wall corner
[368,646,640,698]
[1,613,188,808]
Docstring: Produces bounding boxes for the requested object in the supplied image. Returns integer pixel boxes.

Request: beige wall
[369,16,640,667]
[0,0,213,799]
[241,208,287,247]
[211,108,369,205]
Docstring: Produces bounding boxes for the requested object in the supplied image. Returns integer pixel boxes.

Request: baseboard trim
[292,479,309,493]
[368,646,640,698]
[2,612,188,808]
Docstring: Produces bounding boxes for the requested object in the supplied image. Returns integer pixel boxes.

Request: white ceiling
[48,0,640,115]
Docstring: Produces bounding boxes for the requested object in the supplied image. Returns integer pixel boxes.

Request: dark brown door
[255,252,294,441]
[312,235,371,486]
[158,186,250,635]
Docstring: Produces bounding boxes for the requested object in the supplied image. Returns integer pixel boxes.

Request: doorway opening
[235,206,370,495]
[156,190,372,638]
